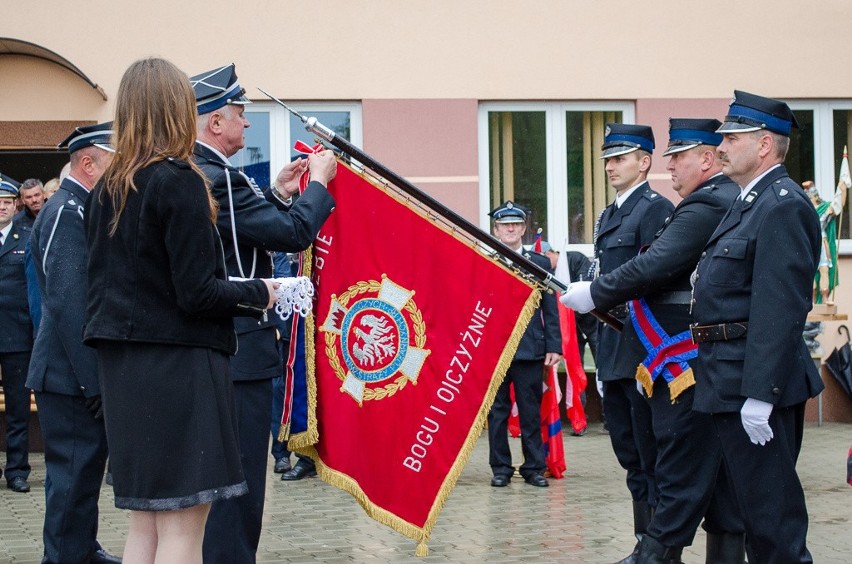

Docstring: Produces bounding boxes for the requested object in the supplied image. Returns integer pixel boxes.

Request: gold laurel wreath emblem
[324,280,426,401]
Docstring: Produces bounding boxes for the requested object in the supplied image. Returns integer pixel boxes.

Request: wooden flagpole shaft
[256,90,622,332]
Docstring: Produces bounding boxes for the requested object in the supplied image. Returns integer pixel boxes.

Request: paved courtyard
[1,422,850,563]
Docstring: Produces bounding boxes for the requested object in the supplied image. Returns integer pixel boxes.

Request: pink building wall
[637,98,731,202]
[362,99,480,222]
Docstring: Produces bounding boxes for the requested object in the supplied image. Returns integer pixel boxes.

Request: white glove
[596,374,604,398]
[740,398,774,445]
[560,281,595,313]
[636,379,644,396]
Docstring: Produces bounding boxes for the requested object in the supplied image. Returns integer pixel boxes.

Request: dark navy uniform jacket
[514,251,562,361]
[692,165,824,412]
[593,182,674,381]
[193,142,335,380]
[0,220,33,353]
[591,175,740,379]
[27,178,99,397]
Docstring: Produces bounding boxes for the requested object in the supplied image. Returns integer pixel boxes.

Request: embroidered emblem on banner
[320,275,430,405]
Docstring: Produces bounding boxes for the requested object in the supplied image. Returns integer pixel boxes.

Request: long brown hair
[100,57,216,234]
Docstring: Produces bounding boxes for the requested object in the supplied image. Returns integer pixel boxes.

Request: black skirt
[96,341,247,511]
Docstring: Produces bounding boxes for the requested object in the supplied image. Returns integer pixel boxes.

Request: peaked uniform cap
[601,123,655,159]
[489,200,527,223]
[58,122,115,154]
[663,118,723,156]
[717,90,798,136]
[0,172,21,198]
[190,63,251,115]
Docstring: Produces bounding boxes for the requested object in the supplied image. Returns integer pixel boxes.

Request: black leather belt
[690,322,749,343]
[608,304,629,318]
[647,291,693,305]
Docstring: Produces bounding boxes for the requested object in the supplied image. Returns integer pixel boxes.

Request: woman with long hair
[84,57,277,563]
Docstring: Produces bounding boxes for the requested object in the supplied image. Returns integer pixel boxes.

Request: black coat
[692,165,824,412]
[591,175,740,379]
[0,220,33,353]
[28,178,100,396]
[84,158,270,355]
[593,182,674,381]
[514,251,562,361]
[193,142,335,380]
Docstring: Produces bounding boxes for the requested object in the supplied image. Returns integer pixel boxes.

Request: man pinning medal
[190,63,337,564]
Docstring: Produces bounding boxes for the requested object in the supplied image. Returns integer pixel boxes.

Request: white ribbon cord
[272,276,314,321]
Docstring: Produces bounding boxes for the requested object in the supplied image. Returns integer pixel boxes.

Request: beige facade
[3,1,852,418]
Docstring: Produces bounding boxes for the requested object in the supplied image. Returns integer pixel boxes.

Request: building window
[231,102,362,190]
[479,102,634,252]
[788,101,852,252]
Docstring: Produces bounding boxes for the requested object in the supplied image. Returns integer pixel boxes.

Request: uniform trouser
[487,359,545,478]
[204,378,272,564]
[270,376,289,461]
[645,381,743,548]
[0,351,31,480]
[602,378,656,506]
[35,391,108,564]
[713,403,812,564]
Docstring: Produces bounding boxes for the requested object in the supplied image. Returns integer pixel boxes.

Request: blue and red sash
[629,298,697,401]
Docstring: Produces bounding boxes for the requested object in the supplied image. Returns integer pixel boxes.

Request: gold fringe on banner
[285,243,320,450]
[276,422,290,443]
[290,158,543,556]
[294,289,540,556]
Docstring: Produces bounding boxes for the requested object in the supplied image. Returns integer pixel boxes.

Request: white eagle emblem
[320,276,430,405]
[352,315,397,366]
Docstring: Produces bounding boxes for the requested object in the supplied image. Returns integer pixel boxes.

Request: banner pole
[257,88,622,332]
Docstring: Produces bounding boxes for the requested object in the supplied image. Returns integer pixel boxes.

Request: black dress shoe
[7,477,30,493]
[89,547,122,563]
[524,473,549,487]
[281,462,316,481]
[490,474,511,487]
[274,457,292,474]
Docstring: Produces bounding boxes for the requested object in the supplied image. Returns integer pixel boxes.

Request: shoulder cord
[225,169,257,279]
[41,204,69,275]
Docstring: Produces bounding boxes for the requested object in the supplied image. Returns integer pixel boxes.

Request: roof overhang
[0,37,107,101]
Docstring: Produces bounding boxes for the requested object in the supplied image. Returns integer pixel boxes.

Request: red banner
[292,162,539,554]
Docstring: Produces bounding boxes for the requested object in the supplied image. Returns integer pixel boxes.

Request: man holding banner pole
[562,119,745,563]
[190,63,337,563]
[486,201,561,488]
[575,124,672,563]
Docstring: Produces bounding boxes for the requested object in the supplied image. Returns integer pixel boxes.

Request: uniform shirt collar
[0,221,12,242]
[197,140,234,166]
[65,174,90,193]
[739,164,781,199]
[615,181,644,208]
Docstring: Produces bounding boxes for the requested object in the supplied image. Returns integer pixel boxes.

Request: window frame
[477,101,635,257]
[788,99,852,254]
[241,101,363,186]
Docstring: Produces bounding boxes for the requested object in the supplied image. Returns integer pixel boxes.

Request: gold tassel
[288,245,320,450]
[415,541,429,557]
[667,368,695,403]
[277,423,290,443]
[635,365,654,397]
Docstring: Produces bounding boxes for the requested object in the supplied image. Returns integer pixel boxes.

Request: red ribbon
[292,140,323,192]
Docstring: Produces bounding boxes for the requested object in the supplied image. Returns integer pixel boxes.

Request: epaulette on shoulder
[643,190,664,202]
[770,177,797,200]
